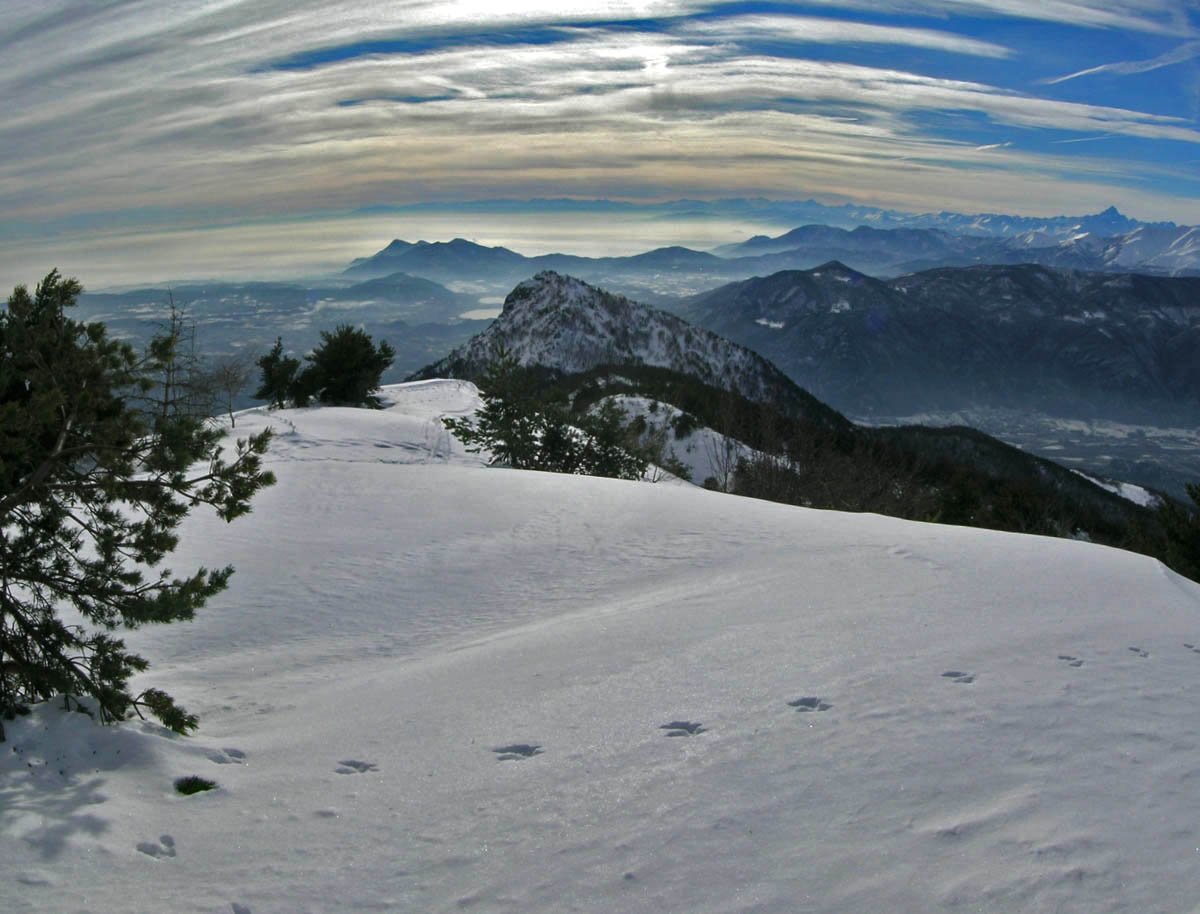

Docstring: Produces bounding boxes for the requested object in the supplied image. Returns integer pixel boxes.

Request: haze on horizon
[3,1,1199,289]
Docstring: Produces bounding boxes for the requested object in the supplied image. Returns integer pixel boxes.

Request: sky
[2,0,1200,288]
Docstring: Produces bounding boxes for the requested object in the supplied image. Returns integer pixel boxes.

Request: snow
[4,381,1200,913]
[1071,469,1160,508]
[603,394,752,487]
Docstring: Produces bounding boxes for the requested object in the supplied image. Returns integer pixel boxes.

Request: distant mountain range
[343,207,1200,300]
[344,238,735,298]
[711,221,1200,277]
[340,243,1200,431]
[680,261,1200,424]
[356,198,1170,239]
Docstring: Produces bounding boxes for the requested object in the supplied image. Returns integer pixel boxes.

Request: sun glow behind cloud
[1,1,1199,285]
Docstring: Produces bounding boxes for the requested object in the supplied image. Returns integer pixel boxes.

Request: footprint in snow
[493,744,542,761]
[942,671,975,684]
[660,721,706,736]
[1129,646,1150,659]
[335,760,377,775]
[1184,643,1200,655]
[136,834,176,859]
[788,697,833,712]
[208,747,248,765]
[1057,654,1084,668]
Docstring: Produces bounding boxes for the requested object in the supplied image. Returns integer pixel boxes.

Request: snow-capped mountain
[732,201,1153,240]
[683,261,1200,424]
[411,271,817,415]
[1096,224,1200,274]
[713,224,979,261]
[912,203,1148,238]
[712,217,1200,277]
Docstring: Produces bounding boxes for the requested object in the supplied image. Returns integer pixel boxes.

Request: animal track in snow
[136,834,176,859]
[493,744,542,761]
[1057,654,1084,668]
[208,747,247,765]
[335,759,377,774]
[231,903,252,914]
[887,546,942,570]
[942,671,975,684]
[787,697,833,712]
[660,720,706,736]
[1184,643,1200,654]
[1128,646,1150,658]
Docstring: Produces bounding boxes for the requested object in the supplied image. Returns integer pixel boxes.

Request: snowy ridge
[711,213,1200,277]
[1071,468,1159,508]
[415,271,807,408]
[2,381,1200,913]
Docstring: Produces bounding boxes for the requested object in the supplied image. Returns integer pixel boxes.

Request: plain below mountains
[73,273,494,401]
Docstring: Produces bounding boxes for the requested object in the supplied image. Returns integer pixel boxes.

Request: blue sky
[2,1,1199,286]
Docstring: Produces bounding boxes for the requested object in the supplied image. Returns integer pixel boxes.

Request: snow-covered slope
[4,381,1200,914]
[604,393,754,488]
[413,271,812,411]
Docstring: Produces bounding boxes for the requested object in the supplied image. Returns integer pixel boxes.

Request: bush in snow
[256,325,394,409]
[444,346,647,480]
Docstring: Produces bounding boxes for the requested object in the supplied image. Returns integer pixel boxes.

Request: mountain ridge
[409,270,825,421]
[344,208,1200,295]
[681,261,1200,426]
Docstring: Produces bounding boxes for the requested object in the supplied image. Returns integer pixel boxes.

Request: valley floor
[856,406,1200,501]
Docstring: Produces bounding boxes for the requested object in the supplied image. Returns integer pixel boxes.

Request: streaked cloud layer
[2,1,1198,286]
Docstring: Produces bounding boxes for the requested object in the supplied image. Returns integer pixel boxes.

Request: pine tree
[255,327,395,409]
[578,398,648,480]
[443,346,647,480]
[254,337,300,408]
[443,346,542,468]
[0,271,275,740]
[306,324,395,407]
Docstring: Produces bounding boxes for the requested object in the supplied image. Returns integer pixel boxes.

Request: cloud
[1044,40,1200,84]
[2,0,1199,286]
[1050,133,1117,143]
[675,14,1013,58]
[775,0,1197,37]
[3,21,1198,233]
